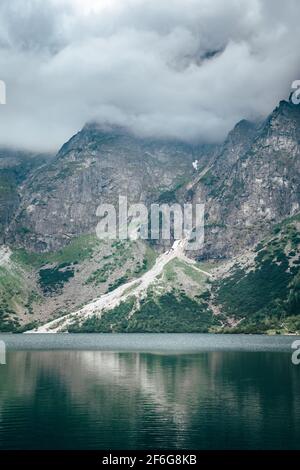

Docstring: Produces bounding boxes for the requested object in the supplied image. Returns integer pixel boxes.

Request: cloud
[0,0,299,152]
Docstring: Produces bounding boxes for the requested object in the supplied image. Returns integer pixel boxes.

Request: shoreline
[0,332,299,353]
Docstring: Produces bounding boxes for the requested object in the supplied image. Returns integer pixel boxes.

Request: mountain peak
[273,99,300,117]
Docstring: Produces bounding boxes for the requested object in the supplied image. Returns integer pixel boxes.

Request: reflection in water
[0,350,300,449]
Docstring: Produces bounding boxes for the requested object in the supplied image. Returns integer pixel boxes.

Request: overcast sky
[0,0,299,152]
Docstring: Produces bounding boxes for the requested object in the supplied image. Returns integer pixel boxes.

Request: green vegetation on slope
[12,234,100,268]
[85,241,157,288]
[3,213,300,334]
[212,216,300,333]
[1,236,157,328]
[0,265,38,331]
[11,234,101,295]
[68,291,219,333]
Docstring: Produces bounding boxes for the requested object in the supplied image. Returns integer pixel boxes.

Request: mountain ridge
[0,98,300,332]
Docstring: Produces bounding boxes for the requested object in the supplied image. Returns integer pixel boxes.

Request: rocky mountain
[0,99,300,333]
[0,149,51,244]
[188,100,300,259]
[7,124,215,252]
[24,212,300,334]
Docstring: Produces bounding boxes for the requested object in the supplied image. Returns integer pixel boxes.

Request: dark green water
[0,334,300,450]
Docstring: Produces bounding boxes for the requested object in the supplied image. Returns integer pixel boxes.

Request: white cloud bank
[0,0,299,151]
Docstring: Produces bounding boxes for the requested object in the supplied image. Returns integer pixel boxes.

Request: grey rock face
[7,124,213,252]
[5,100,300,260]
[191,101,300,259]
[0,149,50,244]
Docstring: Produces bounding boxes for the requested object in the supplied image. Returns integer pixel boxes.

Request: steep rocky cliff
[9,101,300,260]
[1,99,300,332]
[190,100,300,259]
[0,149,51,244]
[7,124,214,252]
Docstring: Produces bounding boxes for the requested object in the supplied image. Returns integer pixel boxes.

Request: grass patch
[0,266,31,331]
[12,234,100,269]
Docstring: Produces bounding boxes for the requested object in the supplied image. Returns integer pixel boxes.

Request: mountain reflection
[0,350,300,449]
